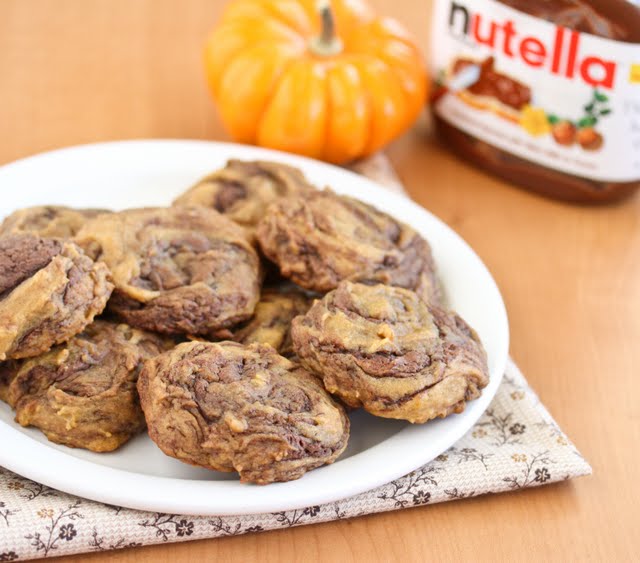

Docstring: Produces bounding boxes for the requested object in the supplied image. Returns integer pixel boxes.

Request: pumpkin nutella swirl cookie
[138,341,349,484]
[75,206,262,335]
[213,286,312,357]
[0,361,17,403]
[0,205,110,239]
[256,189,442,304]
[5,320,172,452]
[0,234,113,361]
[173,160,316,234]
[291,282,489,423]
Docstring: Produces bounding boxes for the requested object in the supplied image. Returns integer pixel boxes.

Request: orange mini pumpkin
[204,0,427,164]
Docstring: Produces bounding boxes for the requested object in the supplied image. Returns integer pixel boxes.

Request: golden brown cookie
[0,234,113,361]
[256,189,442,304]
[6,320,172,452]
[0,361,17,403]
[214,287,312,357]
[0,206,110,239]
[173,160,316,234]
[138,341,350,484]
[291,282,488,423]
[75,206,261,335]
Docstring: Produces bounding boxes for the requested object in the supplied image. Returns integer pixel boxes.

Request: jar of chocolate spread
[430,0,640,202]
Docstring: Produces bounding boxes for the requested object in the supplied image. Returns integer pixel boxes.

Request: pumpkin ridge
[355,57,409,155]
[215,39,302,88]
[386,64,426,129]
[320,62,332,162]
[366,42,426,125]
[205,19,302,98]
[256,0,315,36]
[256,57,303,138]
[325,61,371,162]
[220,17,303,44]
[346,31,426,126]
[220,42,303,142]
[342,54,380,158]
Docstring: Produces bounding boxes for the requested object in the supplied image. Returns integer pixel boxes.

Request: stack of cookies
[0,160,488,485]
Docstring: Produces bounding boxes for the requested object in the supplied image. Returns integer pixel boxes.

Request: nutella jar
[430,0,640,203]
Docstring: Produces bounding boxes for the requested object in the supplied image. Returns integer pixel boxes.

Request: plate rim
[0,139,509,515]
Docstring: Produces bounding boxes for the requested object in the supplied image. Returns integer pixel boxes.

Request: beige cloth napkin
[0,155,591,560]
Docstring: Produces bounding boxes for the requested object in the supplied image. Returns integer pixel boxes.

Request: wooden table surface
[1,0,638,561]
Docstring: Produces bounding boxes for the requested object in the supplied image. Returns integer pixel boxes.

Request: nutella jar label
[431,0,640,182]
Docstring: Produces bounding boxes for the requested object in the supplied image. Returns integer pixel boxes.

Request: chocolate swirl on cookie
[213,287,312,357]
[256,189,442,304]
[0,234,113,360]
[173,160,316,234]
[137,341,350,484]
[291,282,488,423]
[75,206,261,335]
[0,235,62,294]
[0,205,110,239]
[6,320,172,452]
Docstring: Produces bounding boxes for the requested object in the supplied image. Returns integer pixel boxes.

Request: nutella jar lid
[501,0,640,43]
[430,0,640,201]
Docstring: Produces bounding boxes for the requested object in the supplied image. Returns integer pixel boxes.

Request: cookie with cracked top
[255,189,442,304]
[5,320,173,452]
[137,340,350,484]
[0,205,110,239]
[291,281,488,423]
[173,159,316,235]
[74,206,262,335]
[0,234,113,361]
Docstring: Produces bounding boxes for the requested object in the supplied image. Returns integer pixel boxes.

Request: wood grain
[0,0,638,561]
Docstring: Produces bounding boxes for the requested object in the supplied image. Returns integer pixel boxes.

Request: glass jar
[430,0,640,203]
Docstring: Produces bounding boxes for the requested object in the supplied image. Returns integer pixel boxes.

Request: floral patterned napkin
[0,156,591,560]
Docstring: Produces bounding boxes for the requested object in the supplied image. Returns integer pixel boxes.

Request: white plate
[0,140,509,516]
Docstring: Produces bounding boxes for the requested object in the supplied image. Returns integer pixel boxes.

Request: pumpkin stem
[309,0,343,57]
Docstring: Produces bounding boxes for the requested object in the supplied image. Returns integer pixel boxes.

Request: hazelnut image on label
[577,128,604,151]
[551,121,576,146]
